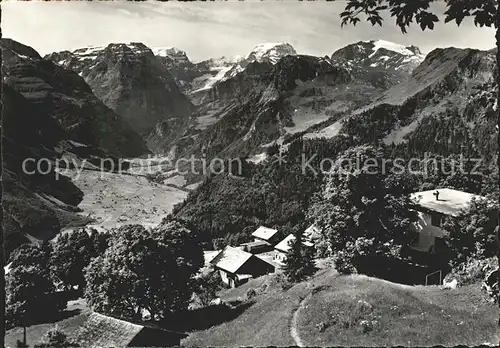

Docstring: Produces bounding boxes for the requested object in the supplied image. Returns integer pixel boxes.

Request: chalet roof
[73,312,186,347]
[210,246,253,274]
[203,250,220,266]
[251,226,279,241]
[239,240,272,248]
[304,224,321,240]
[410,188,487,217]
[274,234,313,253]
[74,312,144,347]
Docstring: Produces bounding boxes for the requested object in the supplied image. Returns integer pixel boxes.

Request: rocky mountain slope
[174,54,354,163]
[305,46,497,165]
[152,47,241,97]
[330,39,426,89]
[221,43,297,82]
[1,38,152,257]
[2,39,148,158]
[172,42,406,162]
[47,42,194,152]
[2,83,85,256]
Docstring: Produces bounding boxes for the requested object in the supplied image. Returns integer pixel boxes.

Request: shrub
[359,320,373,333]
[145,172,165,185]
[246,288,257,300]
[34,327,79,348]
[264,272,292,291]
[195,269,222,307]
[420,182,436,191]
[333,250,357,275]
[316,321,328,332]
[444,257,497,287]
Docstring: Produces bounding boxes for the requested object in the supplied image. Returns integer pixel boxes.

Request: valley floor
[62,168,189,231]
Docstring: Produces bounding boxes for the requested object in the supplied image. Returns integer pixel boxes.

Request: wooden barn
[239,240,273,254]
[273,234,314,265]
[73,312,187,347]
[211,246,275,288]
[251,226,280,245]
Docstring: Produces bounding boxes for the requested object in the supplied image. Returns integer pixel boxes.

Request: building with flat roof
[409,188,488,253]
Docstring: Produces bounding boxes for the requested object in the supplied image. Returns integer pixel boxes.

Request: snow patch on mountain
[369,40,417,58]
[248,152,268,164]
[222,42,297,81]
[191,65,233,93]
[152,47,186,57]
[72,46,105,60]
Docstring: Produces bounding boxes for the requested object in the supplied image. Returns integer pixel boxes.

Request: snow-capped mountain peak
[331,39,426,77]
[152,47,187,58]
[246,42,297,64]
[217,42,297,82]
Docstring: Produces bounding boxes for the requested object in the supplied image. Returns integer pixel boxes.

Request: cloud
[2,1,495,61]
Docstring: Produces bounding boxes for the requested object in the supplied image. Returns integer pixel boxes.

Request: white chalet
[273,224,319,264]
[251,226,280,245]
[409,188,489,253]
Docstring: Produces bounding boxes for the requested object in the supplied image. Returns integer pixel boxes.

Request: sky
[3,1,496,62]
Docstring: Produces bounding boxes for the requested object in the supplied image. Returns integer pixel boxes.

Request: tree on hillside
[84,224,203,322]
[339,0,499,293]
[194,268,222,307]
[50,229,99,294]
[151,219,205,310]
[284,230,316,282]
[89,228,111,255]
[8,243,51,269]
[308,145,418,274]
[6,263,66,330]
[442,197,499,267]
[6,243,65,345]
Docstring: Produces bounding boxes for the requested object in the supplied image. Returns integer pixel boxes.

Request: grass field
[297,274,499,347]
[183,269,499,347]
[63,169,188,230]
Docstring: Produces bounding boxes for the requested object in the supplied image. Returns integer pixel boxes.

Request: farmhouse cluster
[208,188,489,288]
[209,225,320,288]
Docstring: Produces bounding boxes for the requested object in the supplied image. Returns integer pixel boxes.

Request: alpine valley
[3,37,498,254]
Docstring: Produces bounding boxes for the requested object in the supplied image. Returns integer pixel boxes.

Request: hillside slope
[305,47,497,165]
[2,84,85,256]
[2,39,148,158]
[183,270,498,347]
